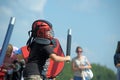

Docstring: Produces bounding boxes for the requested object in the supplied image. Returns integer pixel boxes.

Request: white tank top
[72,56,88,77]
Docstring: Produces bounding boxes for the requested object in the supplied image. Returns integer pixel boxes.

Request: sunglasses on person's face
[77,51,83,53]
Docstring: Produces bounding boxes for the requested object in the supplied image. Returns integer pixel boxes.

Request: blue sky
[0,0,120,73]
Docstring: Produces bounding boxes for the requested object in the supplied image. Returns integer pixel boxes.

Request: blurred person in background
[72,46,92,80]
[114,41,120,80]
[0,44,19,80]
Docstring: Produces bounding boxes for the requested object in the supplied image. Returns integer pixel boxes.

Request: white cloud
[73,0,100,13]
[18,0,47,13]
[0,6,13,16]
[0,0,47,17]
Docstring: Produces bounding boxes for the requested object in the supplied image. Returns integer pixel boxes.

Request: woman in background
[72,46,92,80]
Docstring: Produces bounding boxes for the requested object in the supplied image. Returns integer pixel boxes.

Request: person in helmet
[23,20,70,80]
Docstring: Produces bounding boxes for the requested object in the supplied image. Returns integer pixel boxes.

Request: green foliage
[56,62,73,80]
[56,62,117,80]
[91,63,116,80]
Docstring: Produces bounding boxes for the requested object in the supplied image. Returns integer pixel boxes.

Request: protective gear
[26,20,54,47]
[32,20,54,40]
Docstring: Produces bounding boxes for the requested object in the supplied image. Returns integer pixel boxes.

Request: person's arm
[49,53,70,62]
[84,57,92,69]
[114,54,117,66]
[71,60,80,71]
[116,63,120,67]
[84,61,92,69]
[0,66,7,73]
[79,56,92,70]
[114,54,120,67]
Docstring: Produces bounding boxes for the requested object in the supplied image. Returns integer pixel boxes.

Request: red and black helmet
[31,20,54,40]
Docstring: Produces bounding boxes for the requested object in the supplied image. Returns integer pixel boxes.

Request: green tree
[91,63,116,80]
[56,62,116,80]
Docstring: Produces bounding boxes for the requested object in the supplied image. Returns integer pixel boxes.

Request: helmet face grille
[32,20,54,40]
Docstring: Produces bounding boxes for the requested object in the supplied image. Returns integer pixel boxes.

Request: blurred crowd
[0,44,25,80]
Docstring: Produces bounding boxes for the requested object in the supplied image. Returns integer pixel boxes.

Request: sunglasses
[77,51,83,53]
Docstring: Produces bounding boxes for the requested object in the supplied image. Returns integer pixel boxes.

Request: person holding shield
[23,19,70,80]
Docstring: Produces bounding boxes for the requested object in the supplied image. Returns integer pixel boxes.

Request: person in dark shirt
[114,41,120,80]
[23,20,70,80]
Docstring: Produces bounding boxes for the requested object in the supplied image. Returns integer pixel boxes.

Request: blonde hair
[6,44,13,55]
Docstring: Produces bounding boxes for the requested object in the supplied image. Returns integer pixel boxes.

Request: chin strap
[33,38,51,45]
